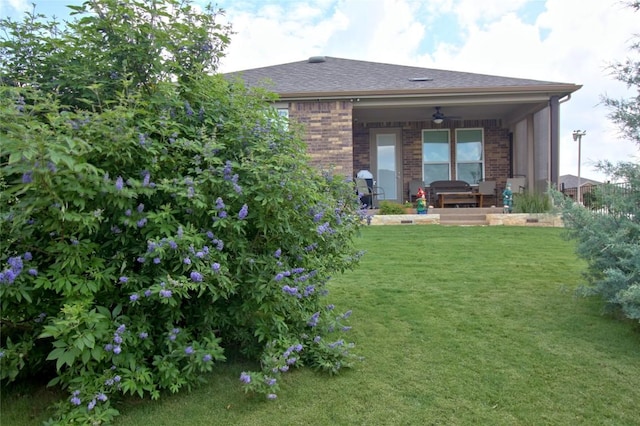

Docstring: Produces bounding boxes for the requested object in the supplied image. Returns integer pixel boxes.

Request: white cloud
[0,0,30,17]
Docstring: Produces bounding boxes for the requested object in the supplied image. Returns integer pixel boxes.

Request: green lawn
[3,226,639,425]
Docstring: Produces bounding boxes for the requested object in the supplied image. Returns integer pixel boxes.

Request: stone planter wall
[486,213,563,227]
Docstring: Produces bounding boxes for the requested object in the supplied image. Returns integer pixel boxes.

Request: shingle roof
[225,56,579,97]
[559,174,602,188]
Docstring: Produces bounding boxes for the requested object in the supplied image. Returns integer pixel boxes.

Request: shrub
[378,201,406,215]
[552,162,640,324]
[0,1,363,423]
[513,191,552,213]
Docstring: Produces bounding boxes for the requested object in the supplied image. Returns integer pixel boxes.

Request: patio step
[430,207,504,226]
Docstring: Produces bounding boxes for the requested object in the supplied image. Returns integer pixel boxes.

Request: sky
[2,0,638,182]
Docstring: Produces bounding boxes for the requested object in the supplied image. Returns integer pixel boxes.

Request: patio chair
[506,177,526,194]
[477,181,497,207]
[355,178,385,209]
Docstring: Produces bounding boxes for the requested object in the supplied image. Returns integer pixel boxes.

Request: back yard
[3,226,639,425]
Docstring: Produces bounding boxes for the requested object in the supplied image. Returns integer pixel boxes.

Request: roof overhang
[276,84,582,126]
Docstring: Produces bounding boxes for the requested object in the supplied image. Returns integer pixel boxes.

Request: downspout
[549,95,563,189]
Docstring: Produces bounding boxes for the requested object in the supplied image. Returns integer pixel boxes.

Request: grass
[3,226,640,425]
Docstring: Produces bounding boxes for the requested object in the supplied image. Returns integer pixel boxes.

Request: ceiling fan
[431,106,461,124]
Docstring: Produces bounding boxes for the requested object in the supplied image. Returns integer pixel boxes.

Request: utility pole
[572,130,586,204]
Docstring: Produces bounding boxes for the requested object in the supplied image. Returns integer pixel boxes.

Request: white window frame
[455,128,485,184]
[422,129,451,184]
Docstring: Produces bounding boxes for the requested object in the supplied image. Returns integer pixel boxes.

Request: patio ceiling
[351,96,552,126]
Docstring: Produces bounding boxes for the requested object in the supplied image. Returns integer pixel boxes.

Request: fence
[561,182,634,214]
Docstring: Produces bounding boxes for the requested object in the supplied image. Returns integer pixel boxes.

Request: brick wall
[289,101,353,176]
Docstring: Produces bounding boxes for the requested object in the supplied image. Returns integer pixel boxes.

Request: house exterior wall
[353,120,511,202]
[289,100,353,176]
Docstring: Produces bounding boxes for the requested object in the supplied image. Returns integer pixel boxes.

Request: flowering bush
[0,1,363,423]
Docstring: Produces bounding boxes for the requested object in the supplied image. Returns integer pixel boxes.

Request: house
[558,174,602,203]
[226,57,582,204]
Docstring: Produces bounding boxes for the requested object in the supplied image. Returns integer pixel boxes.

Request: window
[455,129,483,184]
[422,130,450,184]
[276,108,289,130]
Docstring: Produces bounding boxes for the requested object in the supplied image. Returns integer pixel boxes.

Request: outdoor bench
[429,180,480,208]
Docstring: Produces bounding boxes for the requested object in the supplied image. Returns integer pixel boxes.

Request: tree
[558,1,640,325]
[0,1,364,423]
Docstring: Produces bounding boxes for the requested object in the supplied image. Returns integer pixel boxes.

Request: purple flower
[203,354,213,362]
[238,204,248,220]
[190,271,203,282]
[137,203,144,213]
[267,394,277,400]
[168,240,178,249]
[88,399,96,410]
[24,252,32,261]
[28,268,38,276]
[184,101,194,116]
[137,218,147,228]
[215,197,225,210]
[153,257,161,264]
[293,344,303,352]
[317,222,331,235]
[282,285,299,296]
[113,346,122,354]
[279,365,289,372]
[97,393,108,402]
[119,276,128,283]
[130,293,139,302]
[144,289,152,297]
[219,211,227,219]
[313,336,321,343]
[274,248,281,258]
[160,289,172,298]
[70,396,81,406]
[286,357,297,365]
[117,324,126,334]
[125,209,132,216]
[183,257,191,265]
[104,344,113,352]
[22,171,33,183]
[113,335,123,344]
[139,332,148,339]
[274,273,284,282]
[223,161,233,181]
[195,251,205,258]
[239,372,251,384]
[137,257,145,263]
[184,346,194,355]
[138,133,147,146]
[142,171,150,187]
[307,312,320,327]
[115,176,124,190]
[211,263,220,272]
[265,377,277,386]
[342,310,352,319]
